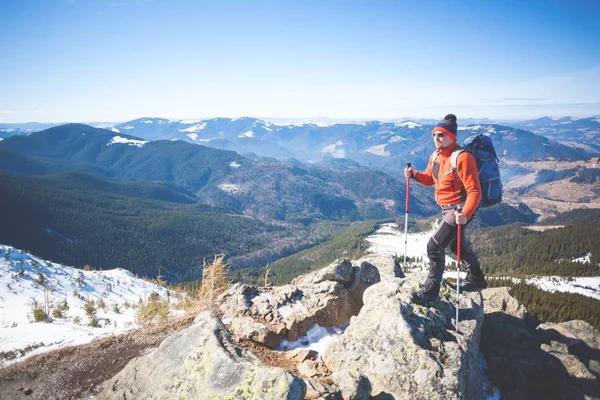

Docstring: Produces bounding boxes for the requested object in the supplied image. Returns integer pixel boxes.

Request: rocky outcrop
[481,288,600,399]
[95,255,600,400]
[537,320,600,397]
[218,259,381,345]
[323,273,484,400]
[98,312,305,400]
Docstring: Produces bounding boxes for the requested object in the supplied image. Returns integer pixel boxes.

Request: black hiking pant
[422,206,483,296]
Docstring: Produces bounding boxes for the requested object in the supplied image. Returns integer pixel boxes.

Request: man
[405,114,487,305]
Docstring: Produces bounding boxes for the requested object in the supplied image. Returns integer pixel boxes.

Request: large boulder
[323,273,484,400]
[218,259,381,344]
[536,320,600,397]
[480,287,597,399]
[98,312,306,400]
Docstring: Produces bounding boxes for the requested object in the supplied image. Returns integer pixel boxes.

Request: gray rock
[295,259,355,285]
[217,259,381,343]
[481,287,527,321]
[324,274,484,400]
[331,370,372,400]
[537,320,600,393]
[98,312,305,400]
[229,316,282,349]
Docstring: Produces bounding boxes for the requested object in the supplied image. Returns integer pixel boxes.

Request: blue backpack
[450,134,502,208]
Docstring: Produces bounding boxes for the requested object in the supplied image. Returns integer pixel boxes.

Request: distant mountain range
[0,122,541,279]
[2,116,597,174]
[0,124,439,221]
[502,116,600,154]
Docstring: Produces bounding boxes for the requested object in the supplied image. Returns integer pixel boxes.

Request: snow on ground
[526,276,600,300]
[365,222,600,297]
[567,253,591,263]
[522,225,565,232]
[229,161,241,168]
[0,245,182,366]
[107,136,148,148]
[278,321,349,358]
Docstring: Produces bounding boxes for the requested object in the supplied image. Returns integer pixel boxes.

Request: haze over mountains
[2,115,598,174]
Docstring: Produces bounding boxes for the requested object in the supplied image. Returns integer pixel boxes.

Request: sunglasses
[432,132,446,138]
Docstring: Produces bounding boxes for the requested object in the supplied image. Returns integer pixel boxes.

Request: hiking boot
[460,273,488,292]
[411,289,437,306]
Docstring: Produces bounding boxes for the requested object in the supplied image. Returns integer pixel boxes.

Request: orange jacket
[414,142,482,219]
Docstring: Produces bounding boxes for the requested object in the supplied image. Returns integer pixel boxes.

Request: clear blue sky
[1,0,599,122]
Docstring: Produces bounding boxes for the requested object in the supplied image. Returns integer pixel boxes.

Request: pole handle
[405,163,411,212]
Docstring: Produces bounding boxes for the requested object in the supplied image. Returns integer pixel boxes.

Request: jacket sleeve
[414,154,435,186]
[457,151,482,219]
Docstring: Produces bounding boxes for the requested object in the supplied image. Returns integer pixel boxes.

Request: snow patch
[365,144,390,156]
[110,128,120,133]
[459,125,482,131]
[238,130,254,138]
[218,184,246,195]
[278,301,308,319]
[321,141,345,158]
[107,136,148,148]
[178,123,207,133]
[526,276,600,300]
[395,121,421,129]
[229,161,241,168]
[278,321,349,357]
[121,125,134,130]
[389,136,407,143]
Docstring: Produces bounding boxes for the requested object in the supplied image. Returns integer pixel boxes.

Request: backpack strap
[430,150,439,168]
[450,148,464,182]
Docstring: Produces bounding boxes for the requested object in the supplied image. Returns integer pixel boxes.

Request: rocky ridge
[2,254,598,399]
[98,253,600,399]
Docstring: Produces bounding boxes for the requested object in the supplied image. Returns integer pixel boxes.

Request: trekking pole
[404,162,411,270]
[456,222,462,333]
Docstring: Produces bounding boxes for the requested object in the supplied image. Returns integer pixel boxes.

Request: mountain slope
[0,124,439,222]
[0,172,319,281]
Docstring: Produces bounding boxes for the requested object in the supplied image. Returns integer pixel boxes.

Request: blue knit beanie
[432,114,458,141]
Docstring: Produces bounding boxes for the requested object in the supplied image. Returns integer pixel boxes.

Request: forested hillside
[488,279,600,331]
[0,172,335,282]
[470,211,600,277]
[233,220,380,285]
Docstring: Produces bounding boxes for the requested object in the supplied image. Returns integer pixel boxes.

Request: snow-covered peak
[107,136,149,148]
[395,121,421,129]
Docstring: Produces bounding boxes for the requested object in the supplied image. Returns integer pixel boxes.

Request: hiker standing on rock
[405,114,488,305]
